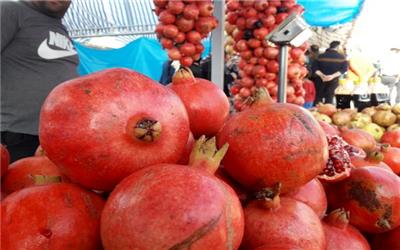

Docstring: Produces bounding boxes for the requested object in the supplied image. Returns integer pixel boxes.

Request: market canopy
[63,0,157,43]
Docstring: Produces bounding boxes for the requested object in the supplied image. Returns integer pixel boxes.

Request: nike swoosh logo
[37,39,77,60]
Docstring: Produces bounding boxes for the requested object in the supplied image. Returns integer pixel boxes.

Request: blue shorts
[303,102,314,109]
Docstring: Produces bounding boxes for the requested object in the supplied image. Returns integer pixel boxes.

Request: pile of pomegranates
[1,65,400,249]
[225,0,308,111]
[153,0,218,67]
[1,2,400,247]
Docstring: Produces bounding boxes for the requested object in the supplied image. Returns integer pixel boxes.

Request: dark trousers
[1,131,39,163]
[314,77,339,105]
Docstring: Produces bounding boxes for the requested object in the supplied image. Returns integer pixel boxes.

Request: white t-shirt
[380,51,400,76]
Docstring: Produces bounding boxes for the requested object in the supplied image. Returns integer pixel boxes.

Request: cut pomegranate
[318,136,357,182]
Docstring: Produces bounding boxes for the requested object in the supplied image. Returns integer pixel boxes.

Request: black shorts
[1,131,39,163]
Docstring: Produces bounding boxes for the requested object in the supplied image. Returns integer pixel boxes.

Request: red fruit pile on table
[1,1,400,248]
[153,0,218,67]
[225,0,309,111]
[1,68,400,250]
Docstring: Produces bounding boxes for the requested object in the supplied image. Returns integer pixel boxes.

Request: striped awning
[63,0,158,41]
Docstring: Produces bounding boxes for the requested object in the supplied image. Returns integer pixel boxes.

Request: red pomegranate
[340,128,376,153]
[328,167,400,233]
[39,68,190,191]
[370,223,400,250]
[217,88,328,194]
[380,144,400,174]
[318,121,339,137]
[241,189,326,250]
[1,183,104,249]
[1,144,10,177]
[351,150,393,172]
[322,208,370,250]
[101,137,244,250]
[1,156,68,195]
[318,136,363,183]
[284,178,327,218]
[381,130,400,147]
[254,245,302,250]
[169,67,230,138]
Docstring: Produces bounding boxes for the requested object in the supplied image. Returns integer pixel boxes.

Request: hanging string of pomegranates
[225,0,309,111]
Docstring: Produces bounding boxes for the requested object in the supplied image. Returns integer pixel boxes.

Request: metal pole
[211,0,225,90]
[278,44,289,103]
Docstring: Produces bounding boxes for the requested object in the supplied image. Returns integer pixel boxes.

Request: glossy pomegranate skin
[217,103,328,193]
[340,128,377,153]
[241,198,326,250]
[101,164,244,250]
[340,128,376,152]
[323,219,370,250]
[370,224,400,250]
[350,155,393,172]
[39,68,190,191]
[284,178,327,218]
[318,121,339,137]
[254,245,302,250]
[1,156,67,195]
[169,77,230,138]
[1,183,104,250]
[1,144,10,177]
[323,225,370,250]
[381,146,400,174]
[381,130,400,148]
[328,167,400,233]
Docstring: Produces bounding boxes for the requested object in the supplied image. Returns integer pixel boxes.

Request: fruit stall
[1,1,400,250]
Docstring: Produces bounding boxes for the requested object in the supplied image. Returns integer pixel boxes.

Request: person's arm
[324,58,348,81]
[340,59,349,75]
[1,2,20,52]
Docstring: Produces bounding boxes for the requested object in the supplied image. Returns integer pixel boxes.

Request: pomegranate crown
[243,87,273,108]
[253,182,282,210]
[172,67,196,85]
[189,135,229,175]
[325,208,350,229]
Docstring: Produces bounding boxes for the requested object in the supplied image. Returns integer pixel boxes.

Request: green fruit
[351,113,372,128]
[361,123,385,141]
[349,120,366,129]
[315,114,332,124]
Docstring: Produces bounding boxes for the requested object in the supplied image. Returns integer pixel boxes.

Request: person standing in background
[1,0,79,162]
[306,44,319,77]
[303,79,316,109]
[312,41,349,105]
[380,48,400,104]
[159,60,176,85]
